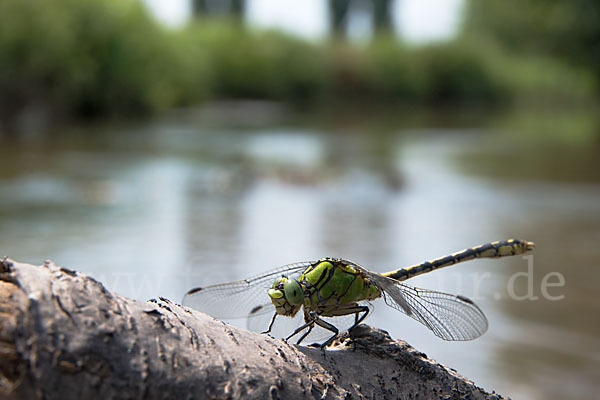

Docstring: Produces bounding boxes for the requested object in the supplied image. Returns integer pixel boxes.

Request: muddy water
[1,111,598,399]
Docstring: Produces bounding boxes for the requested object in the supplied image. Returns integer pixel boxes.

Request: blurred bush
[0,0,596,129]
[409,42,509,105]
[184,21,328,103]
[332,36,593,107]
[0,0,210,121]
[463,0,599,104]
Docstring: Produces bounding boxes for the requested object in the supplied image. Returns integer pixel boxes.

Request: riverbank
[0,0,596,133]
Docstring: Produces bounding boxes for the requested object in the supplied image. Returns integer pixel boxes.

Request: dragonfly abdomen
[382,238,535,282]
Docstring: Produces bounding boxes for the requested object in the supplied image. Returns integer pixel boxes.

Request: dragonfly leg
[285,316,316,344]
[348,306,370,350]
[295,324,314,345]
[313,318,339,348]
[323,305,370,349]
[348,306,370,331]
[261,313,277,335]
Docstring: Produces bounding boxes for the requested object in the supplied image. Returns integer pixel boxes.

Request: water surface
[1,109,599,399]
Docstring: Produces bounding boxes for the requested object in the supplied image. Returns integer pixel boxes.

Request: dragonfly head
[268,276,303,316]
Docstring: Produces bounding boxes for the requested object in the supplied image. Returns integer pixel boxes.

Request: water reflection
[0,114,599,400]
[183,166,247,279]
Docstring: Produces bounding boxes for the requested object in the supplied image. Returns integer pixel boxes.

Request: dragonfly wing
[341,259,412,315]
[367,272,412,314]
[182,262,311,320]
[340,259,487,341]
[382,282,488,341]
[246,306,278,333]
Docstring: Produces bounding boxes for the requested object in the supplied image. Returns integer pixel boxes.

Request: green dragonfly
[183,239,535,347]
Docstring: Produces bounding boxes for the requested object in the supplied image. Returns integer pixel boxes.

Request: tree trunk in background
[0,258,504,399]
[329,0,351,37]
[191,0,245,22]
[231,0,245,21]
[373,0,393,33]
[191,0,207,16]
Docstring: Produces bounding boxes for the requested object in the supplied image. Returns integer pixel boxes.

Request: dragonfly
[183,239,535,347]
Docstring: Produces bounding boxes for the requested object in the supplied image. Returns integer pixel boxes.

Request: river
[1,105,599,399]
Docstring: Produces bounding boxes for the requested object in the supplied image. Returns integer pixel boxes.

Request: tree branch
[0,258,505,399]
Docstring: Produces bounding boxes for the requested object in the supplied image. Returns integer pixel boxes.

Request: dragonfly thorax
[298,258,382,314]
[267,276,303,317]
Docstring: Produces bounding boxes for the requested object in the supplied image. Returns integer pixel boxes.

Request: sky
[143,0,464,43]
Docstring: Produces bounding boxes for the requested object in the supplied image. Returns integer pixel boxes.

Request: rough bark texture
[0,258,506,400]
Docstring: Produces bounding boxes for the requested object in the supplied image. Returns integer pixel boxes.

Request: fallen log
[0,258,505,399]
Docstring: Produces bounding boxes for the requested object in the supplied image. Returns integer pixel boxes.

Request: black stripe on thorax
[314,262,334,289]
[315,261,359,301]
[317,262,338,290]
[300,260,334,297]
[337,273,358,302]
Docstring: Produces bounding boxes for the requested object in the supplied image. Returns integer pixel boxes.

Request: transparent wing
[341,259,488,341]
[182,262,311,320]
[382,282,488,341]
[341,259,412,314]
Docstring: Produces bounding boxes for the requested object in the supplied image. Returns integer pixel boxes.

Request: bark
[0,258,505,400]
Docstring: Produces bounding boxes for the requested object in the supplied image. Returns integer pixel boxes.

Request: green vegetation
[0,0,597,128]
[0,0,209,119]
[184,23,328,103]
[464,0,600,82]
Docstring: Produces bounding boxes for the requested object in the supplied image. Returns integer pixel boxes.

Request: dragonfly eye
[283,279,303,305]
